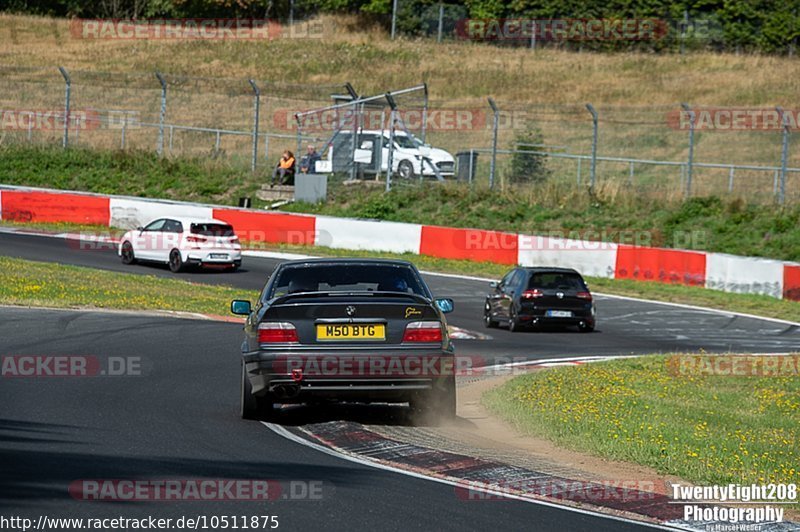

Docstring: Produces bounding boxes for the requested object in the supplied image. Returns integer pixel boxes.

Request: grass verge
[0,255,257,316]
[3,144,799,262]
[483,356,799,492]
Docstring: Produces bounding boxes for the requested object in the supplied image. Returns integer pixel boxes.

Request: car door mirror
[137,226,144,232]
[230,300,252,315]
[434,298,454,314]
[489,281,498,289]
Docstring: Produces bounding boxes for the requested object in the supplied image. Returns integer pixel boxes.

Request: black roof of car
[519,267,582,274]
[279,258,416,267]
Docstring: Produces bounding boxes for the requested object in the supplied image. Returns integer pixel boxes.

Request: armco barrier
[705,253,785,299]
[784,265,800,301]
[419,226,518,264]
[110,198,212,229]
[615,245,706,286]
[314,216,421,254]
[211,208,316,245]
[517,235,617,279]
[1,190,110,225]
[1,184,799,302]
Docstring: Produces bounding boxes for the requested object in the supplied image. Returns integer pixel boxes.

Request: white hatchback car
[118,217,242,272]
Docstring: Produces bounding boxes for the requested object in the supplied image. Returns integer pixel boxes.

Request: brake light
[521,289,544,299]
[577,291,592,300]
[258,322,299,344]
[403,321,442,343]
[230,237,240,245]
[186,235,207,243]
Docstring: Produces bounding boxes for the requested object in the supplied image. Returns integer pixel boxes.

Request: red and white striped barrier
[1,185,798,301]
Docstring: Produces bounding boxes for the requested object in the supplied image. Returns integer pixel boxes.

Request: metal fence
[0,65,797,203]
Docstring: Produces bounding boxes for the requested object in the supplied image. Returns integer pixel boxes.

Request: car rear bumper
[243,348,454,403]
[517,308,594,326]
[184,249,242,267]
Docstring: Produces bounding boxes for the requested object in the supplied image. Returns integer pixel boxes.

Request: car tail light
[403,321,442,343]
[521,289,544,299]
[258,322,299,344]
[230,237,240,245]
[576,291,593,301]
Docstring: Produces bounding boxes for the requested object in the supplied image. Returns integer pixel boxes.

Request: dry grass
[1,13,798,196]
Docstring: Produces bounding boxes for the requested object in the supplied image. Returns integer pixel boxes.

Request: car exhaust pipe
[271,384,301,399]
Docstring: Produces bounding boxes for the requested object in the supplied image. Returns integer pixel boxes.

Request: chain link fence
[1,64,797,203]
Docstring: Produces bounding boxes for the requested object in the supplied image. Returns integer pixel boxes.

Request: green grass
[0,145,264,206]
[284,184,800,262]
[483,356,800,491]
[0,255,257,315]
[3,143,800,262]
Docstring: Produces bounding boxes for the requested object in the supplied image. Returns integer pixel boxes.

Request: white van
[315,129,455,179]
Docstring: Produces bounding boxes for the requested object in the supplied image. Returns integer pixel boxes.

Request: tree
[508,121,550,184]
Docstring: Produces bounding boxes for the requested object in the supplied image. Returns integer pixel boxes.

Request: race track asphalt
[1,307,656,531]
[1,230,798,361]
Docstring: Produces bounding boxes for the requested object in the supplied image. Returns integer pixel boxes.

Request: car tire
[168,249,184,273]
[410,374,456,422]
[398,160,415,180]
[579,321,595,333]
[483,302,498,328]
[240,363,275,421]
[120,241,136,265]
[508,307,522,332]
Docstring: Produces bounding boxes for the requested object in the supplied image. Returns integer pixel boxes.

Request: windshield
[190,223,234,237]
[393,134,422,149]
[269,264,428,298]
[528,272,587,291]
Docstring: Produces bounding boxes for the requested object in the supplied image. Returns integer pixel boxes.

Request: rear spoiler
[271,291,432,306]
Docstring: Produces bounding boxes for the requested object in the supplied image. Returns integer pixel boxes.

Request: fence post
[391,0,398,39]
[437,2,444,42]
[586,103,598,192]
[488,97,499,189]
[385,93,398,191]
[681,102,695,198]
[421,82,429,144]
[155,71,167,157]
[777,106,789,204]
[248,80,260,173]
[58,67,71,149]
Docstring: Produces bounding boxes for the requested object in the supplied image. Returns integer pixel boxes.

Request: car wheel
[579,321,595,333]
[240,363,275,421]
[120,241,136,265]
[508,307,522,332]
[398,160,415,180]
[168,249,184,273]
[483,302,498,328]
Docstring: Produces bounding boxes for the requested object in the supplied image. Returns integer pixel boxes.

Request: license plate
[546,310,572,318]
[317,324,385,341]
[209,253,228,259]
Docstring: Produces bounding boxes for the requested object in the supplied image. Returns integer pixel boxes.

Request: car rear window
[270,264,428,298]
[528,272,587,291]
[190,223,234,236]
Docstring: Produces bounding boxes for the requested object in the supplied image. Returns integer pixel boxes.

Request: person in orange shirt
[270,150,296,186]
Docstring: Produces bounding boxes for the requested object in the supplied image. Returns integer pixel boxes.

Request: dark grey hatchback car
[231,258,456,421]
[484,267,596,332]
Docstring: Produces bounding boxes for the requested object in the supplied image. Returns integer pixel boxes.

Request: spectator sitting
[299,144,322,174]
[270,150,295,186]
